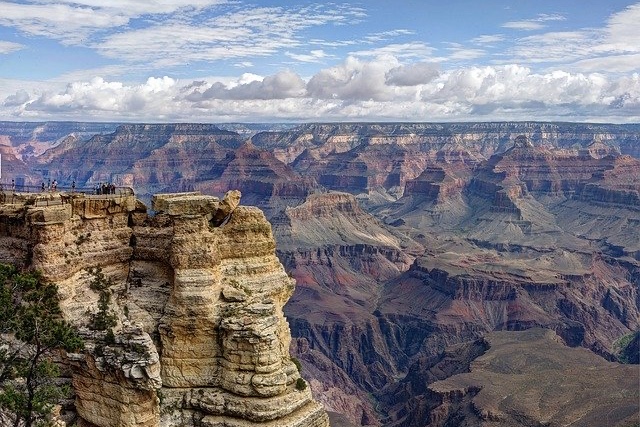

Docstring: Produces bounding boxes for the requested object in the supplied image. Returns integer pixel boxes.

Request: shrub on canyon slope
[0,264,83,427]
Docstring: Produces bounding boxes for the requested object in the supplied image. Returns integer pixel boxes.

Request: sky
[0,0,639,123]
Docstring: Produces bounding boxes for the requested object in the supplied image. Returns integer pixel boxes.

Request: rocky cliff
[273,192,422,425]
[0,191,329,427]
[0,121,119,161]
[251,122,640,162]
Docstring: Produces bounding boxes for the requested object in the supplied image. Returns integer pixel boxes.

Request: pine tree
[0,264,83,427]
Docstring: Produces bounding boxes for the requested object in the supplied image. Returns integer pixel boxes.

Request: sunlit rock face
[0,191,329,427]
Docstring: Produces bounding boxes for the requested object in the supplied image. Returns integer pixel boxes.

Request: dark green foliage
[295,377,307,391]
[0,264,83,427]
[87,267,112,293]
[291,357,302,373]
[104,329,116,345]
[90,292,117,331]
[87,267,117,331]
[130,343,150,357]
[74,233,90,246]
[614,330,640,364]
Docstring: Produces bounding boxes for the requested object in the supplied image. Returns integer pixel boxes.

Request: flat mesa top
[151,192,221,216]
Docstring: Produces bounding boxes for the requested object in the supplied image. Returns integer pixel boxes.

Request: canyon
[0,121,638,426]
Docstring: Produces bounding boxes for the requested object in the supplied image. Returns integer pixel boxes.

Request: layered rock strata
[0,191,328,427]
[4,121,640,426]
[274,192,423,426]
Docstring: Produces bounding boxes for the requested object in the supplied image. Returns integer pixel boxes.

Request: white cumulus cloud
[185,70,306,101]
[24,76,177,114]
[385,62,440,86]
[306,56,404,102]
[3,59,640,123]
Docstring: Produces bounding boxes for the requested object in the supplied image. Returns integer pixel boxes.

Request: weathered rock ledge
[0,191,329,427]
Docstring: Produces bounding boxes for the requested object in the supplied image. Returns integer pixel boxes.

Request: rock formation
[2,121,640,426]
[251,122,640,163]
[0,190,329,427]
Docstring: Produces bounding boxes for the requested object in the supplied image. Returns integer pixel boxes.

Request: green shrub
[104,329,116,345]
[87,267,117,331]
[613,330,639,364]
[291,357,302,372]
[0,264,83,427]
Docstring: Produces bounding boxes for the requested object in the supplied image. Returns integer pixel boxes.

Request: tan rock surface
[0,191,329,427]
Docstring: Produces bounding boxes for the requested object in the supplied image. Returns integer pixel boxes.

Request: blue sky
[0,0,639,122]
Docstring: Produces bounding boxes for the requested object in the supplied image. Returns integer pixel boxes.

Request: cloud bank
[4,58,639,122]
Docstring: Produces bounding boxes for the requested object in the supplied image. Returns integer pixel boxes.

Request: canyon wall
[0,191,329,427]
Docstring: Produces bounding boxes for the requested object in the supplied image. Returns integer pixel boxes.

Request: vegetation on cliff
[0,264,83,427]
[614,330,640,364]
[86,267,117,333]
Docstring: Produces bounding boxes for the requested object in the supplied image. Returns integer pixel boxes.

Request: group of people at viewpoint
[40,179,59,192]
[95,182,116,195]
[3,178,120,195]
[37,179,116,195]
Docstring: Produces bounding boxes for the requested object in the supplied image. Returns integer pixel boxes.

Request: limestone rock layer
[0,191,329,427]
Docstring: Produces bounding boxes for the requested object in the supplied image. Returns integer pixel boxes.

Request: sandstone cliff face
[0,191,328,427]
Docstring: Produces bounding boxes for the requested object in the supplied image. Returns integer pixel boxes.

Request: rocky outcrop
[0,191,329,427]
[404,166,469,203]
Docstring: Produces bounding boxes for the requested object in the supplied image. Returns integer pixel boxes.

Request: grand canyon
[0,121,638,427]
